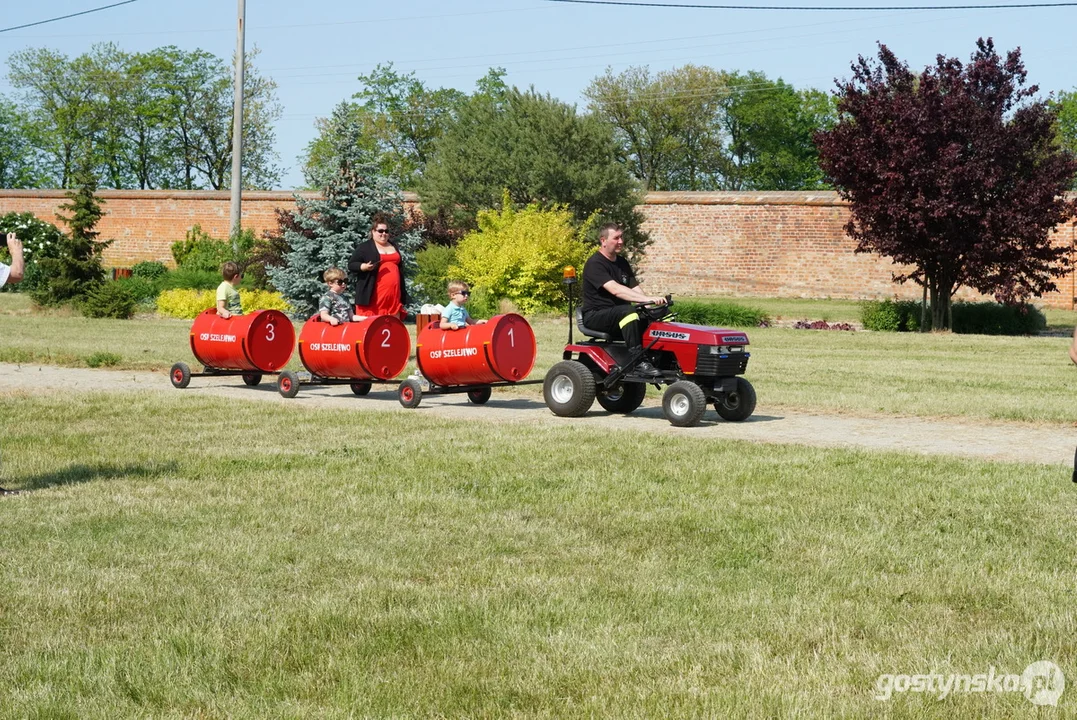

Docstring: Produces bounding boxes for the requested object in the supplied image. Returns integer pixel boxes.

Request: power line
[544,0,1077,9]
[0,0,139,34]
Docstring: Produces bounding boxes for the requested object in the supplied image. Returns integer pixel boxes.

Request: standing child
[216,261,243,318]
[440,280,487,330]
[319,267,367,325]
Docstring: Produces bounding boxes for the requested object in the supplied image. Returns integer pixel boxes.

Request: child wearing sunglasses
[440,280,487,330]
[318,267,367,326]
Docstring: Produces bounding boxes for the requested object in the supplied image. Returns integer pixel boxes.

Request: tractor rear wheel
[543,361,596,417]
[714,377,756,422]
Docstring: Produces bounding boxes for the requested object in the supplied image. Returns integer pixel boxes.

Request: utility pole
[228,0,246,251]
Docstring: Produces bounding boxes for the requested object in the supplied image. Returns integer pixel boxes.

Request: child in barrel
[319,267,367,326]
[440,280,487,330]
[216,261,243,318]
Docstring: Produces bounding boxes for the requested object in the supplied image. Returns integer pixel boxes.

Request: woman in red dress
[347,212,408,318]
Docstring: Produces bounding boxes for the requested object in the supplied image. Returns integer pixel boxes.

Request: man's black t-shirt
[582,251,637,313]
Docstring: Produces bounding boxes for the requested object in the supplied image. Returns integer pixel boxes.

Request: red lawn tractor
[543,297,757,427]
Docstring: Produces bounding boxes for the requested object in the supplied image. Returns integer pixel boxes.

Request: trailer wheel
[467,387,492,405]
[276,370,300,398]
[543,360,596,417]
[399,378,423,409]
[662,381,707,427]
[596,381,646,414]
[715,377,757,422]
[170,362,191,389]
[242,373,263,387]
[350,381,372,396]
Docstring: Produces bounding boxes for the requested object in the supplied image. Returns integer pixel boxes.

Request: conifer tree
[30,172,111,305]
[268,103,422,317]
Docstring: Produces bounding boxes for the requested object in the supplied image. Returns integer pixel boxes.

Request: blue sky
[3,0,1077,189]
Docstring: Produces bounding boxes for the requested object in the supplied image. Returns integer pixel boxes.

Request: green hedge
[861,300,1045,335]
[861,300,922,332]
[673,300,770,328]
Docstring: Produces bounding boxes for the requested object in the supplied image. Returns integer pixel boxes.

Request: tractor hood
[645,322,750,346]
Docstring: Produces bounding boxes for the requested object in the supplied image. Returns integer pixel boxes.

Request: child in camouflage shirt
[318,267,367,325]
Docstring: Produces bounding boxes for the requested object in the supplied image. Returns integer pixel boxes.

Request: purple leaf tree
[817,39,1077,330]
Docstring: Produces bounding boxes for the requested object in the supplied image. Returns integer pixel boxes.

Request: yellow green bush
[156,289,215,319]
[157,289,290,319]
[241,289,291,314]
[450,194,594,314]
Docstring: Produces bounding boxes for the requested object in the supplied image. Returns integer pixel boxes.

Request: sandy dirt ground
[1,362,1074,468]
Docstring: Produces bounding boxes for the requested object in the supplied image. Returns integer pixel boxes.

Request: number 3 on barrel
[265,323,275,342]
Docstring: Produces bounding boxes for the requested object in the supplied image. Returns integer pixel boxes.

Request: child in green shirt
[216,261,243,318]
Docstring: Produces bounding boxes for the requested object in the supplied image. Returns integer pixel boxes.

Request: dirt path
[1,362,1074,467]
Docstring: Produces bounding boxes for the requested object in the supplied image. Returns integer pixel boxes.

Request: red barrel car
[171,309,295,389]
[277,314,411,398]
[399,313,538,408]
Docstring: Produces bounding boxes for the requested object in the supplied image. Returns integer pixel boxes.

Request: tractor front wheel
[662,381,707,427]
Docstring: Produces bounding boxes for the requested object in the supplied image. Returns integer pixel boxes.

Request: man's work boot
[635,360,662,377]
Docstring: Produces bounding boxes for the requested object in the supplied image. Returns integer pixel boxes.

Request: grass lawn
[1,392,1074,717]
[4,294,1077,424]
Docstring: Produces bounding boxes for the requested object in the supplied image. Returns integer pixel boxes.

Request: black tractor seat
[575,307,616,341]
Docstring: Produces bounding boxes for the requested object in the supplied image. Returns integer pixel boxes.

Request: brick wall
[3,189,1074,309]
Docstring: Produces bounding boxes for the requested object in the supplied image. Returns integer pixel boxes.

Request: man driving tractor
[581,223,668,377]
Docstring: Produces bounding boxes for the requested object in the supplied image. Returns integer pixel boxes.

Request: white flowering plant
[0,212,65,293]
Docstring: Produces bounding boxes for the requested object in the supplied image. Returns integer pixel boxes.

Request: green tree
[420,85,648,259]
[30,174,111,306]
[1051,89,1077,190]
[7,43,282,189]
[0,101,43,188]
[268,105,421,317]
[352,63,466,188]
[586,64,728,191]
[720,72,835,190]
[7,47,99,187]
[586,64,835,191]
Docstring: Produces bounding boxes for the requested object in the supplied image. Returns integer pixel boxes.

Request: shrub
[154,269,223,292]
[156,288,289,319]
[81,281,137,319]
[414,244,457,305]
[85,351,122,368]
[861,299,1044,334]
[0,212,65,295]
[451,196,594,314]
[951,301,1046,335]
[861,300,922,331]
[241,289,290,314]
[171,225,249,273]
[131,261,169,280]
[673,300,771,328]
[115,276,158,303]
[156,289,215,319]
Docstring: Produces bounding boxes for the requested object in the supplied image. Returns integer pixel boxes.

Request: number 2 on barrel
[381,328,391,347]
